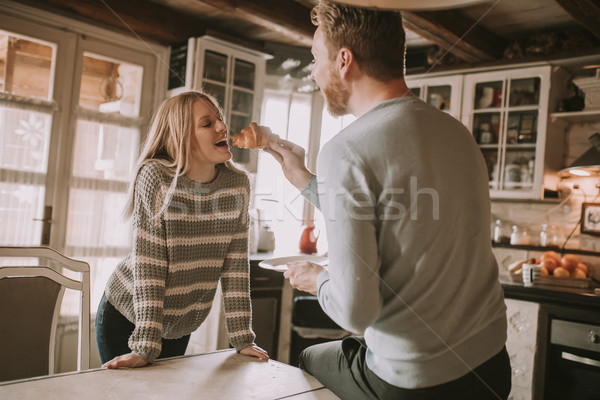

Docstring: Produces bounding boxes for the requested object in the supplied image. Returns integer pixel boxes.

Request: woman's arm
[104,164,169,368]
[219,175,264,357]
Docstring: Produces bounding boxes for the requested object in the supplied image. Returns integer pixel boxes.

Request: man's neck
[348,77,413,117]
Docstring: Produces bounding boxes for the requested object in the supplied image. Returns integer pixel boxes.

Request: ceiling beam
[23,0,208,44]
[197,0,314,47]
[555,0,600,40]
[402,9,507,64]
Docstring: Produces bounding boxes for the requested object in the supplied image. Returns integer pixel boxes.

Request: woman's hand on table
[240,344,270,360]
[102,353,148,369]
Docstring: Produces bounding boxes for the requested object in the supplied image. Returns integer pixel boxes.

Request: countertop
[501,279,600,310]
[251,252,600,310]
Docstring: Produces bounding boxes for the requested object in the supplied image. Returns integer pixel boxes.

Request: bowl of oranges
[511,251,591,288]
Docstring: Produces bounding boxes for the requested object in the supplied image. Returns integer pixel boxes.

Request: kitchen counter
[501,279,600,310]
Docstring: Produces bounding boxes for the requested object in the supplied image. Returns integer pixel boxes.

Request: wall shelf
[492,242,600,257]
[550,110,600,123]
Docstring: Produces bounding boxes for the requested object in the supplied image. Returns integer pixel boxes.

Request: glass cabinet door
[228,57,256,163]
[405,75,463,119]
[202,50,227,110]
[195,40,267,167]
[462,67,550,199]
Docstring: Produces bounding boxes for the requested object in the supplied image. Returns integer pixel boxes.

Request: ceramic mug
[429,93,444,109]
[522,263,541,286]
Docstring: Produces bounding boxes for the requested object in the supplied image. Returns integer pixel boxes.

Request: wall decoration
[581,202,600,236]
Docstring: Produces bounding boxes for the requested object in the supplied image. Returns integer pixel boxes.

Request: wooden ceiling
[19,0,600,70]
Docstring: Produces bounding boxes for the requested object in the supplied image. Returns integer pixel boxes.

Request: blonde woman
[96,91,268,369]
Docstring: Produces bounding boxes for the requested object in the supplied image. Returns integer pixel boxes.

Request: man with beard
[264,2,511,399]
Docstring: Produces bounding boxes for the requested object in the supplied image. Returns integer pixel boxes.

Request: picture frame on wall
[581,202,600,236]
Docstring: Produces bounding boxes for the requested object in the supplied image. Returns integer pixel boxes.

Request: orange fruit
[572,269,587,279]
[540,258,558,273]
[542,251,561,263]
[575,262,589,275]
[540,266,549,276]
[553,267,570,278]
[561,254,579,271]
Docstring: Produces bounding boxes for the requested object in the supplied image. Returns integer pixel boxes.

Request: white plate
[258,255,328,272]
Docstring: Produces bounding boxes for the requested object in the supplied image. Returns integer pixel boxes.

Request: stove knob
[590,331,600,344]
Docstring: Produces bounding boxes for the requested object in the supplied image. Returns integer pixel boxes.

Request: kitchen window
[255,86,355,255]
[0,5,165,316]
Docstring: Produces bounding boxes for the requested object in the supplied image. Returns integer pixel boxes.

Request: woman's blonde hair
[311,1,406,81]
[124,90,245,218]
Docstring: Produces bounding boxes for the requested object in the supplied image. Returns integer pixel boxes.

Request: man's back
[315,96,507,389]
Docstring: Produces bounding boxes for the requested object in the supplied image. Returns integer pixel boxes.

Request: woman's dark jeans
[95,293,190,364]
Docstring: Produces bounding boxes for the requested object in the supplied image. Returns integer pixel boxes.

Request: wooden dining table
[0,349,340,399]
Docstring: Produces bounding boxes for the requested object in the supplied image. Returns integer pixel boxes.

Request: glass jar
[539,224,564,248]
[510,225,531,245]
[492,219,510,244]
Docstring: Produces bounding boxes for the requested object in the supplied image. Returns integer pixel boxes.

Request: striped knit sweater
[105,161,255,362]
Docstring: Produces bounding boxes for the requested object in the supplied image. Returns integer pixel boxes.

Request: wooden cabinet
[405,75,463,119]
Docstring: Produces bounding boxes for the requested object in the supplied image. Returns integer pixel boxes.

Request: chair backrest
[0,247,90,382]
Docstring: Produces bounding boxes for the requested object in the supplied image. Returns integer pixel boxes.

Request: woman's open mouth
[215,138,229,148]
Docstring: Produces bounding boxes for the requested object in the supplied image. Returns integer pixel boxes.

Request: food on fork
[232,121,272,148]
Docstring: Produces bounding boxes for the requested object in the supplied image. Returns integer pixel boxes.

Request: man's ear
[336,47,354,79]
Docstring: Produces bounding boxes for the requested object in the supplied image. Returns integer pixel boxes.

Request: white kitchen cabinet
[405,74,463,119]
[194,37,270,171]
[168,36,270,171]
[461,66,567,200]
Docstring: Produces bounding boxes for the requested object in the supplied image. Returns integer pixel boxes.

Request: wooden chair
[0,246,90,382]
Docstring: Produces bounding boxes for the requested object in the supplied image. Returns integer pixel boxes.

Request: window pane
[502,150,536,190]
[231,89,253,114]
[79,53,143,117]
[71,119,139,181]
[204,50,228,83]
[59,256,122,316]
[474,81,503,109]
[0,182,44,245]
[473,112,501,145]
[319,108,356,151]
[0,107,52,172]
[256,92,309,255]
[509,78,540,107]
[233,58,255,90]
[66,188,130,249]
[0,32,55,100]
[287,93,311,151]
[203,82,226,109]
[427,85,451,110]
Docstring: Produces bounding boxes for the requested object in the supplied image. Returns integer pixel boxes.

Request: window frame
[0,0,169,251]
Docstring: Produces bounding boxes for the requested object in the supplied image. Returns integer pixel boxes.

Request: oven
[537,304,600,400]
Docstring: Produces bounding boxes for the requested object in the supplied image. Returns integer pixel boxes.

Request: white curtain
[0,96,55,246]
